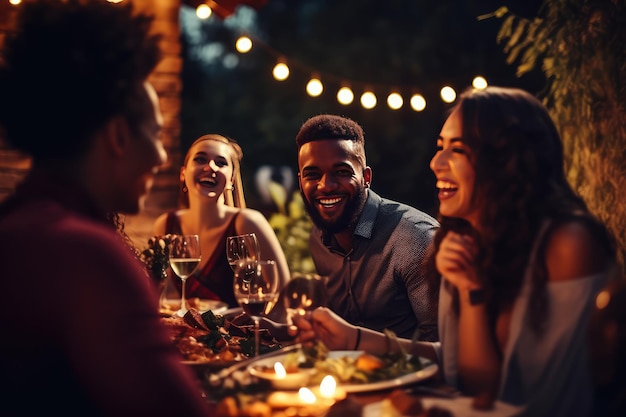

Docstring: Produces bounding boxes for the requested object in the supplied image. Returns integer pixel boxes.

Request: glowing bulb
[273,62,290,81]
[274,362,287,379]
[387,92,403,110]
[337,87,354,105]
[196,4,212,19]
[360,91,377,109]
[106,0,122,3]
[298,387,317,404]
[440,86,457,103]
[319,375,337,398]
[410,94,426,112]
[595,290,611,310]
[306,78,323,97]
[472,76,488,89]
[235,36,252,53]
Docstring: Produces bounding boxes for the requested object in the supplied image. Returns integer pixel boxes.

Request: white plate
[246,350,438,393]
[363,396,524,417]
[160,298,229,315]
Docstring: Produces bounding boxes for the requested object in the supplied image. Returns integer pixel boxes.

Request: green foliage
[266,181,316,274]
[488,0,626,271]
[140,234,174,283]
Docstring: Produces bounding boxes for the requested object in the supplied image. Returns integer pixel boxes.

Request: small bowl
[248,365,316,390]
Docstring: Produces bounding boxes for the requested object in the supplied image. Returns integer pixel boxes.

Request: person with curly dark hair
[295,87,616,416]
[0,1,211,416]
[296,114,440,341]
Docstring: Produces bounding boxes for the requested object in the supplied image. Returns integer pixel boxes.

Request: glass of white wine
[168,234,201,317]
[233,259,278,357]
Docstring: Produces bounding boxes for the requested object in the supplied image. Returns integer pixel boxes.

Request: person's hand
[293,307,357,350]
[435,231,480,290]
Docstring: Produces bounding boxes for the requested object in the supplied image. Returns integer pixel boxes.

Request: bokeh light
[360,91,377,109]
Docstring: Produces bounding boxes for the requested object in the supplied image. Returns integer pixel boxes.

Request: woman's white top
[435,221,609,416]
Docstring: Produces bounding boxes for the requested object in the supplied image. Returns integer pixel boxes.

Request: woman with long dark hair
[295,87,616,416]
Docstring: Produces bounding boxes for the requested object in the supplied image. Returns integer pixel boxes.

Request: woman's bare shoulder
[544,220,611,282]
[153,209,186,234]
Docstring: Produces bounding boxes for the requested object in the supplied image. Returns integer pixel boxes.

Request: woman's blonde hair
[179,134,246,208]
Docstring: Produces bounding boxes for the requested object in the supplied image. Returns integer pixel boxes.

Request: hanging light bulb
[10,0,23,4]
[472,76,488,89]
[337,87,354,105]
[440,86,457,103]
[306,77,323,97]
[272,61,290,81]
[235,36,252,53]
[410,94,426,112]
[387,92,403,110]
[196,4,212,19]
[360,91,377,109]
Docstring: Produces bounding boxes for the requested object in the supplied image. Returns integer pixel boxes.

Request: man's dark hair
[295,114,365,146]
[0,0,162,162]
[295,114,366,166]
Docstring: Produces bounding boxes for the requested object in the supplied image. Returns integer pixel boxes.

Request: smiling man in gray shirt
[296,114,439,341]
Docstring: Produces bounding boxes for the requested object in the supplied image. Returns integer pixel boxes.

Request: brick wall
[0,0,182,249]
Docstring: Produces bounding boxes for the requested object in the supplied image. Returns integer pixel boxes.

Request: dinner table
[165,305,523,417]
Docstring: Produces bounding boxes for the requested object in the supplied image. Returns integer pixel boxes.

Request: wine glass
[168,234,201,317]
[281,273,329,327]
[226,233,260,272]
[233,259,279,357]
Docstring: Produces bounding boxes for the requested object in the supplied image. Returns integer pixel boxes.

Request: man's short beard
[301,185,367,234]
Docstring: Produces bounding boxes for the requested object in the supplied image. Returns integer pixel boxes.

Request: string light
[235,36,252,53]
[196,4,212,20]
[337,87,354,105]
[182,11,494,110]
[306,77,324,97]
[360,91,377,109]
[387,92,403,110]
[410,94,427,112]
[272,61,290,81]
[440,86,457,103]
[472,76,488,89]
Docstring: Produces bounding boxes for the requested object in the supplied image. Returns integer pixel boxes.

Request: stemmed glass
[168,234,201,317]
[226,233,260,272]
[281,273,329,327]
[233,260,279,357]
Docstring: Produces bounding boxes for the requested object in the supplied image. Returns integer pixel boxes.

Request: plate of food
[160,297,229,316]
[246,342,438,393]
[161,308,282,371]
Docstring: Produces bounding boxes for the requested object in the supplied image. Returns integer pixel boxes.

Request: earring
[182,185,188,192]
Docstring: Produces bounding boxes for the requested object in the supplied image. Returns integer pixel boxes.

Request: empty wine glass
[281,273,329,327]
[233,259,279,357]
[168,234,201,317]
[226,233,260,272]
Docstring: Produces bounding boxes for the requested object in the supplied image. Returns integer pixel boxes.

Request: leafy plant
[140,234,174,283]
[481,1,626,270]
[266,181,316,274]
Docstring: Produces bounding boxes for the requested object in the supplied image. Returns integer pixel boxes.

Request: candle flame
[298,387,317,404]
[319,375,337,398]
[274,362,287,379]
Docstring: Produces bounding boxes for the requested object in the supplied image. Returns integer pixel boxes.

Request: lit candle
[274,362,287,379]
[298,387,317,404]
[319,375,336,398]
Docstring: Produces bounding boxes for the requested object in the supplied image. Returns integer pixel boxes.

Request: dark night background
[179,0,546,217]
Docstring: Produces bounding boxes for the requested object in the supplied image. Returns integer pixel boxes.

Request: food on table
[278,342,425,385]
[162,308,281,362]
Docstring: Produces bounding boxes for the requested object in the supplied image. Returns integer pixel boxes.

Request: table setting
[151,232,523,417]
